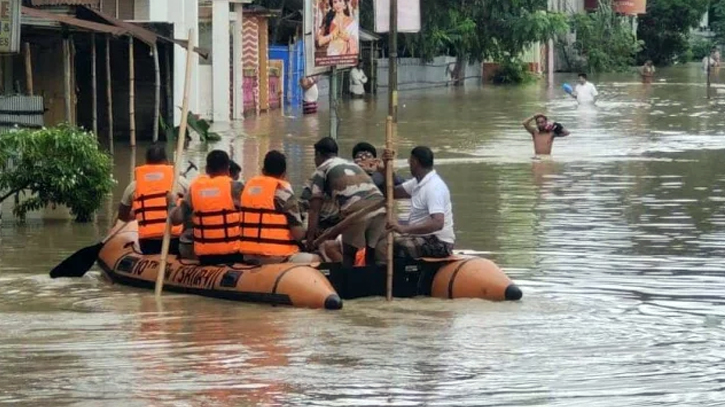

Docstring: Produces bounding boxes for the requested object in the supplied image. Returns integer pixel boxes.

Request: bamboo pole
[385,0,398,301]
[23,43,33,95]
[385,116,394,301]
[63,38,72,123]
[91,33,98,136]
[129,37,136,146]
[155,29,195,298]
[106,35,114,155]
[153,44,160,143]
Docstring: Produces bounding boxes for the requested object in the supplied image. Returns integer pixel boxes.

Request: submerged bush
[0,124,115,222]
[492,59,537,84]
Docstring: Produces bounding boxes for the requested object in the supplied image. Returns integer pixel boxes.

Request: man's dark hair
[146,145,167,164]
[206,150,230,174]
[411,146,434,169]
[263,150,287,177]
[534,114,548,121]
[229,160,241,177]
[578,73,587,80]
[314,137,339,157]
[352,142,376,158]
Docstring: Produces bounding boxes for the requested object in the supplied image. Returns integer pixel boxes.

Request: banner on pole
[374,0,420,33]
[0,0,21,54]
[304,0,360,77]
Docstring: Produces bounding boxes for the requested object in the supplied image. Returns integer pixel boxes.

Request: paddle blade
[562,83,573,94]
[49,243,104,279]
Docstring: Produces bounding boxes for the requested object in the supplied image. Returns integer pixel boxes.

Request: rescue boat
[97,222,523,309]
[97,221,343,310]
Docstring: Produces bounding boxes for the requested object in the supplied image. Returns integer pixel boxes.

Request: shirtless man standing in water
[522,113,570,156]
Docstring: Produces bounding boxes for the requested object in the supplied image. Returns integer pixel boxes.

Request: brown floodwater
[2,64,725,406]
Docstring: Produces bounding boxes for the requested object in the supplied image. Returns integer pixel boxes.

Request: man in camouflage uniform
[305,137,386,268]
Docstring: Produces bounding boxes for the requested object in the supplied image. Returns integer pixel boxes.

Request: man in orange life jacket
[168,150,245,265]
[118,145,189,255]
[239,150,320,264]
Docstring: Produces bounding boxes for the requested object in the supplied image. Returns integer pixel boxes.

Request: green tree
[400,0,568,84]
[637,0,710,65]
[0,125,115,222]
[561,0,643,73]
[708,0,725,45]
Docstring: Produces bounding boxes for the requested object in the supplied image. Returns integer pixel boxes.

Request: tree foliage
[0,125,115,222]
[636,0,710,65]
[400,0,568,63]
[561,0,642,73]
[709,0,725,45]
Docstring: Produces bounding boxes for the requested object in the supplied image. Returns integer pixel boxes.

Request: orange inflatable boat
[97,222,522,309]
[97,222,343,310]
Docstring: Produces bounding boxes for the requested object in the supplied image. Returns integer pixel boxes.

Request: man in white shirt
[383,146,455,259]
[349,62,368,98]
[571,73,598,104]
[703,47,720,72]
[301,76,319,114]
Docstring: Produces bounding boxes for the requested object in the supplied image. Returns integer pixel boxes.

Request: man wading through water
[522,113,570,156]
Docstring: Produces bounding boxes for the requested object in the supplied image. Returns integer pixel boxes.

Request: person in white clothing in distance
[382,146,456,259]
[570,73,598,105]
[349,61,368,99]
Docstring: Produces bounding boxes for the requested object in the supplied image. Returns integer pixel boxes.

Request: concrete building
[117,0,250,123]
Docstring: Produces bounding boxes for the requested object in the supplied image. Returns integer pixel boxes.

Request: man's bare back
[522,114,570,155]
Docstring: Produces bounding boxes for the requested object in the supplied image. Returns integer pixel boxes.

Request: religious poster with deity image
[312,0,360,67]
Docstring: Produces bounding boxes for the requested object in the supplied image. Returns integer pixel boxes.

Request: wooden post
[707,56,711,100]
[63,38,72,123]
[23,43,33,96]
[330,67,338,139]
[106,35,114,155]
[369,41,374,94]
[71,36,77,125]
[153,44,160,143]
[155,29,195,298]
[129,37,136,146]
[164,45,173,136]
[280,63,285,116]
[91,33,98,136]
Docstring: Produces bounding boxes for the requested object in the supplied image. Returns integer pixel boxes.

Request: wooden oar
[155,29,195,298]
[49,222,130,279]
[312,200,385,248]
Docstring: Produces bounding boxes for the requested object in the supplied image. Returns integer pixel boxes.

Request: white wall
[376,57,482,90]
[198,64,214,119]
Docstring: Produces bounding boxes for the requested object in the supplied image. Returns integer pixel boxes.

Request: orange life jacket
[190,175,241,256]
[239,175,300,257]
[355,248,366,266]
[132,164,182,239]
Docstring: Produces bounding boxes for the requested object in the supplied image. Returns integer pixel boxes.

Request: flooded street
[3,64,725,406]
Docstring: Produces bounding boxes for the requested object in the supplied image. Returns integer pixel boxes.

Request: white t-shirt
[575,82,598,103]
[703,56,717,71]
[349,68,368,95]
[401,170,455,244]
[303,83,319,103]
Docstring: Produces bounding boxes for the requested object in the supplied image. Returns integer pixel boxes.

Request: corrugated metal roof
[30,0,99,6]
[84,7,158,45]
[21,6,125,35]
[81,6,210,58]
